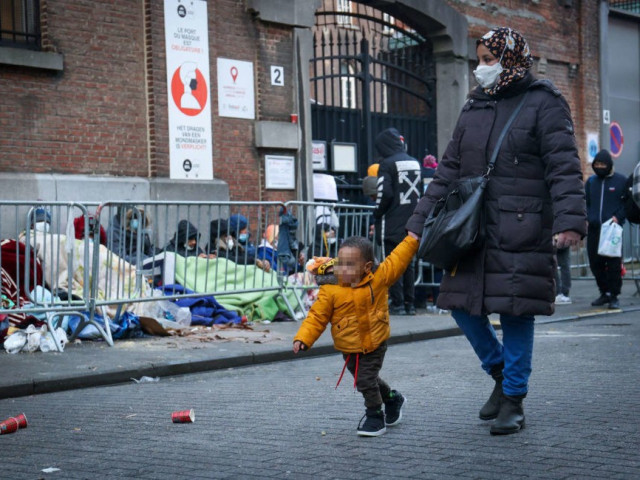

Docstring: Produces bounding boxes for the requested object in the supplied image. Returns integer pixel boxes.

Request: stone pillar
[293,28,315,202]
[435,54,469,159]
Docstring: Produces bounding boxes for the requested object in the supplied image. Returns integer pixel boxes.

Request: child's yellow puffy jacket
[294,236,418,354]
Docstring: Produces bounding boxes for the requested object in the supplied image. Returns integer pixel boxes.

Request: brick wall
[449,0,601,177]
[0,0,148,176]
[147,0,297,201]
[0,0,601,199]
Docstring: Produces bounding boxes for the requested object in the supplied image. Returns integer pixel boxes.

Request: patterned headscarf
[477,27,533,95]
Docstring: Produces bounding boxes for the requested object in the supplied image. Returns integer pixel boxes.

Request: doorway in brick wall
[310,0,436,202]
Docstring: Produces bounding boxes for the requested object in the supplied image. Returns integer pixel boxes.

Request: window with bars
[610,0,640,13]
[336,0,352,25]
[0,0,40,49]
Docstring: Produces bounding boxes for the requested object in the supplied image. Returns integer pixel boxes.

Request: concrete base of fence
[0,173,230,204]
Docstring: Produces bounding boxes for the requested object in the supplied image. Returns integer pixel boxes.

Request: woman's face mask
[473,62,503,89]
[238,233,249,244]
[129,219,139,230]
[226,238,235,249]
[473,40,507,89]
[34,222,50,233]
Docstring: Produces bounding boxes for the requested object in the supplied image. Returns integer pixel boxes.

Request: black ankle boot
[479,363,504,420]
[490,394,525,435]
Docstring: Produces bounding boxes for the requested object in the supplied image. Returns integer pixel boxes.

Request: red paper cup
[0,417,19,435]
[14,413,27,429]
[171,409,195,423]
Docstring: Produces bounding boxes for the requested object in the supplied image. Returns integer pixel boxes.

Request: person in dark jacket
[406,28,586,435]
[373,128,422,315]
[164,220,209,258]
[106,207,156,265]
[585,149,627,309]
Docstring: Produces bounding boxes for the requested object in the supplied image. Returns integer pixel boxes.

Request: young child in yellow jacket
[293,233,419,436]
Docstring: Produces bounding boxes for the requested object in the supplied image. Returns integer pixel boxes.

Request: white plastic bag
[4,330,28,354]
[23,325,43,353]
[598,218,623,257]
[40,328,69,353]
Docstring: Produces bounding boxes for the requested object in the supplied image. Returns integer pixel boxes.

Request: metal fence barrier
[0,202,113,350]
[3,199,639,351]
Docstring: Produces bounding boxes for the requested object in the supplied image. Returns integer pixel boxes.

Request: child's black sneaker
[357,408,386,437]
[384,390,406,426]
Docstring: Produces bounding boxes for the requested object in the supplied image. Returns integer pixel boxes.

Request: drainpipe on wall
[599,0,610,151]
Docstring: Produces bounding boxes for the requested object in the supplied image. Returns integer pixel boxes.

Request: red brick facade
[0,0,602,199]
[449,0,601,177]
[0,0,148,176]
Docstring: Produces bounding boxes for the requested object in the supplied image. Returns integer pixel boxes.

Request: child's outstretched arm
[293,287,333,352]
[379,233,420,287]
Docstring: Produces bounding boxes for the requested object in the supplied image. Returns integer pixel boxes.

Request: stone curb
[2,307,637,400]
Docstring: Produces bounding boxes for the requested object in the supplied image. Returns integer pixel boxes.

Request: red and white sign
[609,122,624,158]
[164,0,213,180]
[217,58,255,119]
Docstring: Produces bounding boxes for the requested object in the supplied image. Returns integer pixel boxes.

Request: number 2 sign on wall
[271,66,284,86]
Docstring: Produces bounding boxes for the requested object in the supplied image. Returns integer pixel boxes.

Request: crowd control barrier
[4,199,638,351]
[0,202,112,350]
[88,201,301,319]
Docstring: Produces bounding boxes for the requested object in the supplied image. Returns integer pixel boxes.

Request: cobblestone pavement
[2,315,639,479]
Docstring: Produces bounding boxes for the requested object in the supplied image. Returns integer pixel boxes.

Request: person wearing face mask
[585,149,627,309]
[228,214,257,264]
[164,220,210,258]
[31,207,52,233]
[106,207,156,265]
[406,27,586,435]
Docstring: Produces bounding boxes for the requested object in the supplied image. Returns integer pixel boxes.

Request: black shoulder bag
[418,92,529,271]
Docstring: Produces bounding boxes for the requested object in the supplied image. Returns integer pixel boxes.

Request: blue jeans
[452,310,535,397]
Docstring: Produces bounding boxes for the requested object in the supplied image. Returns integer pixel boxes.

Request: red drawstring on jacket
[335,353,359,390]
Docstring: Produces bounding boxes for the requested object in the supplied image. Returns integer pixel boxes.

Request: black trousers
[343,342,391,409]
[384,239,415,307]
[587,225,622,297]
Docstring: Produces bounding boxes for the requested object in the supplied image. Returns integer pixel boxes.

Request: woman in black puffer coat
[406,28,586,435]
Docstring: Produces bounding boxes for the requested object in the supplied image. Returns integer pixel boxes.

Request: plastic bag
[4,330,28,354]
[40,328,68,353]
[598,218,623,257]
[139,290,191,327]
[158,300,191,327]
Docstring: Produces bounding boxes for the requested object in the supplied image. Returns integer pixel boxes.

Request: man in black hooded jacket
[372,128,422,315]
[585,149,627,309]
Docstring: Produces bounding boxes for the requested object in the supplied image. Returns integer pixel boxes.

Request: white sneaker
[555,294,572,305]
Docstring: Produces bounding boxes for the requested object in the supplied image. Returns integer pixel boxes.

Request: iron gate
[311,3,436,202]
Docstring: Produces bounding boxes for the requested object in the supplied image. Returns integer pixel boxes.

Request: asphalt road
[2,315,639,479]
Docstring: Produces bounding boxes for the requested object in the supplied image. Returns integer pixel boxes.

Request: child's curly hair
[339,236,375,263]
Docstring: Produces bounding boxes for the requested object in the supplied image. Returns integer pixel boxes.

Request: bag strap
[485,91,530,177]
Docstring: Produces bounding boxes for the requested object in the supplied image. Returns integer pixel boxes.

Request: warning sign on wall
[609,122,624,158]
[164,0,213,180]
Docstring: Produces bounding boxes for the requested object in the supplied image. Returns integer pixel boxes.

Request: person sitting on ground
[257,224,279,270]
[106,206,156,265]
[208,218,270,272]
[164,220,212,258]
[293,233,419,437]
[228,214,258,264]
[73,214,107,246]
